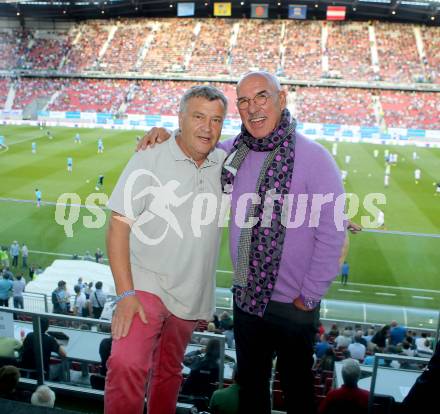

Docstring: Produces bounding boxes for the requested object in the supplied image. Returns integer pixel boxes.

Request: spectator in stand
[371,325,390,352]
[99,337,112,376]
[316,333,333,359]
[21,318,67,380]
[21,244,28,268]
[319,348,337,372]
[73,285,87,317]
[84,281,93,300]
[219,311,234,348]
[9,241,19,268]
[31,385,56,408]
[212,314,221,330]
[95,248,104,263]
[1,247,9,268]
[362,326,375,346]
[12,274,26,309]
[209,364,240,414]
[28,264,35,280]
[0,365,21,400]
[401,342,440,414]
[318,358,369,414]
[181,339,221,400]
[335,329,352,350]
[415,332,430,350]
[348,333,366,362]
[51,280,67,314]
[83,251,94,261]
[416,339,433,357]
[390,320,407,346]
[0,273,13,307]
[317,322,325,337]
[328,323,339,338]
[90,281,106,319]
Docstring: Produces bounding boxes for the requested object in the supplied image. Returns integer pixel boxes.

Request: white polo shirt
[108,135,227,320]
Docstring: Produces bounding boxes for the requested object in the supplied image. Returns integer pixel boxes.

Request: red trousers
[104,291,196,414]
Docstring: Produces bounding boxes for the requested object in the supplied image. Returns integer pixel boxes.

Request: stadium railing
[0,306,227,407]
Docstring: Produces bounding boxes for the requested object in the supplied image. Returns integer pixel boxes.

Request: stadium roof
[0,0,439,24]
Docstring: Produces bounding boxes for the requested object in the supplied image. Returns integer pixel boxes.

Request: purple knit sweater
[219,132,346,303]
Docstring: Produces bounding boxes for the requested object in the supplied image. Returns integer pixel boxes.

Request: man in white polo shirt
[104,86,228,414]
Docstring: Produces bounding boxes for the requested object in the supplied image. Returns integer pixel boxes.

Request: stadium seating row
[0,19,439,84]
[1,77,439,130]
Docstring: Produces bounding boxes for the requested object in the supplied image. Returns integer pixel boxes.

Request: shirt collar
[168,130,220,167]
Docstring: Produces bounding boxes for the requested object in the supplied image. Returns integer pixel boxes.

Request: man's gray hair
[341,358,361,387]
[31,385,56,408]
[179,85,228,113]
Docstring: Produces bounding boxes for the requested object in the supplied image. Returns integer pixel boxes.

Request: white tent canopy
[26,259,116,297]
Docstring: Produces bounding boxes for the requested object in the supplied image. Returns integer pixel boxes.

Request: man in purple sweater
[138,72,346,414]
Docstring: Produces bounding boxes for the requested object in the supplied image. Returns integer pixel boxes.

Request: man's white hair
[31,385,56,408]
[341,358,361,387]
[236,71,282,92]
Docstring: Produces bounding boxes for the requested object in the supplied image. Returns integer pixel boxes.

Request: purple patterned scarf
[221,109,296,317]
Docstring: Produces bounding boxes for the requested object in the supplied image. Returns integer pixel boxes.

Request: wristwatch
[299,294,320,310]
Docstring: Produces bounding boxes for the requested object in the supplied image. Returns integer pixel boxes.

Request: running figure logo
[122,169,193,246]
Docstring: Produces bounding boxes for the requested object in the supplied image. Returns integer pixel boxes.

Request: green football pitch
[0,125,439,310]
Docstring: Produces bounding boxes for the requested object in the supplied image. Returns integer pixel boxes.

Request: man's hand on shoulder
[135,127,172,152]
[111,295,148,340]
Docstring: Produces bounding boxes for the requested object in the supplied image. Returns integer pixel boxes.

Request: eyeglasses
[236,92,274,110]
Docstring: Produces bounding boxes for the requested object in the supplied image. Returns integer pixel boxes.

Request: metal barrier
[3,292,48,313]
[0,306,228,399]
[368,353,431,413]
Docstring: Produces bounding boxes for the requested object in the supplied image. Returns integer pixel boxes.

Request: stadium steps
[368,24,381,78]
[321,22,329,74]
[22,97,51,120]
[95,25,118,70]
[44,91,61,112]
[413,26,429,81]
[183,22,201,70]
[372,95,387,130]
[134,22,159,71]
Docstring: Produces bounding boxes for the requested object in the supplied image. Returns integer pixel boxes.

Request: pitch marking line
[412,296,434,300]
[348,282,440,294]
[338,289,361,293]
[375,292,397,297]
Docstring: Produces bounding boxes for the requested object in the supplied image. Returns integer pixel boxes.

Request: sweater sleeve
[301,143,347,301]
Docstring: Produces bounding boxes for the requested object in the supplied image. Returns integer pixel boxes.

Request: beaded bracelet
[114,289,136,304]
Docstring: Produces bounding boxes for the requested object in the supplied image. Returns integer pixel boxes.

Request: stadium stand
[379,90,440,130]
[295,87,376,126]
[47,79,129,113]
[140,18,195,74]
[420,26,440,84]
[375,22,424,84]
[0,78,9,108]
[12,78,64,110]
[4,76,440,131]
[23,32,68,71]
[283,20,322,80]
[326,21,375,81]
[187,19,231,76]
[99,19,153,73]
[0,30,20,70]
[110,80,240,118]
[230,19,281,75]
[62,22,110,73]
